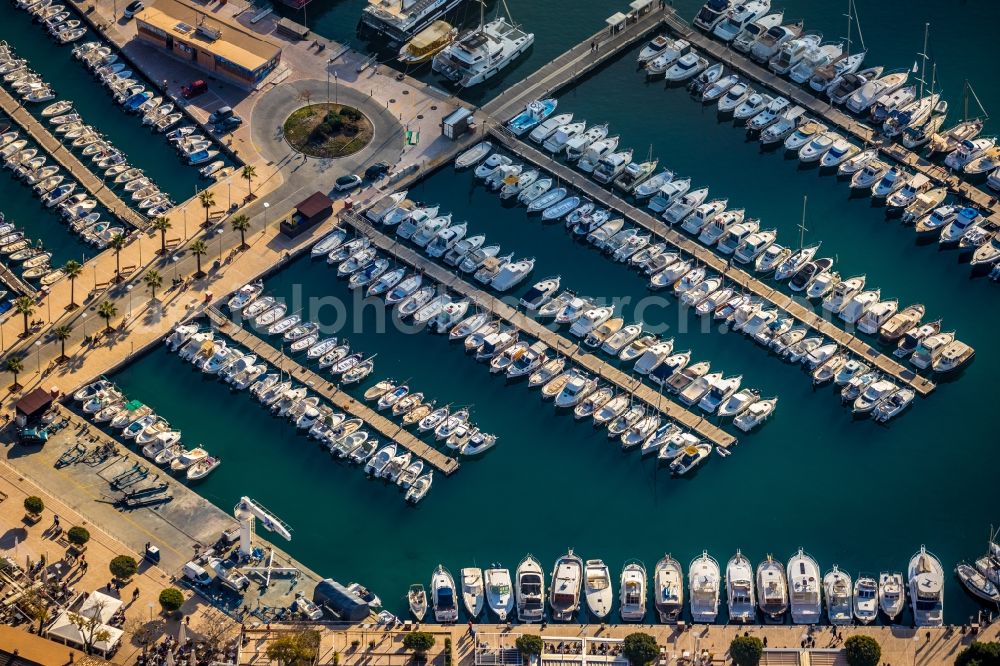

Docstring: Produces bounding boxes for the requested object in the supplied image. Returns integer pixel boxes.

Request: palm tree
[53,324,72,361]
[241,165,257,199]
[152,216,171,255]
[190,239,208,277]
[13,295,35,336]
[109,233,127,283]
[6,356,23,390]
[63,260,83,309]
[97,300,117,332]
[198,190,215,226]
[143,269,162,300]
[230,214,251,250]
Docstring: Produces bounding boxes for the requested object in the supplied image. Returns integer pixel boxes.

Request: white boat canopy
[606,12,627,28]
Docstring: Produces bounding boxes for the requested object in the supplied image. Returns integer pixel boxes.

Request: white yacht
[853,575,878,624]
[431,565,458,623]
[653,555,684,623]
[788,41,843,85]
[693,0,733,31]
[822,566,853,626]
[768,33,822,76]
[713,0,770,42]
[516,555,545,623]
[908,546,944,626]
[688,551,721,623]
[750,21,803,63]
[549,550,584,621]
[879,572,905,622]
[432,12,533,87]
[846,71,908,114]
[484,567,514,621]
[732,11,785,53]
[756,556,789,621]
[583,560,613,619]
[619,561,647,622]
[726,551,757,623]
[461,567,485,618]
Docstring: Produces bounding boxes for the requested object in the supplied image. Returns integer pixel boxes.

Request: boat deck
[340,210,738,450]
[0,86,147,232]
[487,126,936,397]
[657,12,1000,228]
[203,306,461,476]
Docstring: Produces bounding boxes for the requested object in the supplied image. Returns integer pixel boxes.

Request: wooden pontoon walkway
[657,12,1000,225]
[481,5,667,124]
[203,306,460,476]
[488,127,936,397]
[340,211,738,450]
[0,87,147,231]
[0,257,37,298]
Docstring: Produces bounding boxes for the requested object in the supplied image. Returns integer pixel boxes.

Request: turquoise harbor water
[49,0,1000,626]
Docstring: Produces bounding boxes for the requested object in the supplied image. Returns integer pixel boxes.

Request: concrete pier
[203,306,461,476]
[340,211,738,450]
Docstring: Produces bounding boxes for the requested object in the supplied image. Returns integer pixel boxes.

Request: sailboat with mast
[884,24,946,140]
[928,81,988,156]
[432,0,534,87]
[809,0,867,93]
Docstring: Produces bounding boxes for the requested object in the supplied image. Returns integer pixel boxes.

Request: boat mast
[842,0,851,58]
[917,22,930,100]
[798,195,807,251]
[851,0,866,52]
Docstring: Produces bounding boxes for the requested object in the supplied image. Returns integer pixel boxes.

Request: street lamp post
[34,340,41,374]
[263,202,271,233]
[218,227,224,261]
[126,284,133,317]
[81,313,87,338]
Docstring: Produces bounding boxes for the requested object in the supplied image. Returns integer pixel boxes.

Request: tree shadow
[0,527,28,549]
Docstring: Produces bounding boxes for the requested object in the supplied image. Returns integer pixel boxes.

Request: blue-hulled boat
[507,98,557,136]
[123,91,152,112]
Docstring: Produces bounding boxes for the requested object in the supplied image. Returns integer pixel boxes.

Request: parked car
[335,174,362,191]
[181,79,208,99]
[208,106,234,124]
[213,115,243,133]
[365,161,390,180]
[123,0,144,18]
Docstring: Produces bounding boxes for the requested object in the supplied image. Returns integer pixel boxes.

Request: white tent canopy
[47,610,123,657]
[629,0,654,10]
[606,12,627,26]
[79,591,122,623]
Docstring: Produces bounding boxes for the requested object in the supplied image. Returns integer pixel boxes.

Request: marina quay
[0,0,999,663]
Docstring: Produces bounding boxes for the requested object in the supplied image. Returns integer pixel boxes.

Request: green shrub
[955,641,1000,666]
[23,496,43,515]
[67,526,90,546]
[844,635,881,666]
[729,636,763,666]
[516,634,543,656]
[403,632,436,654]
[109,554,138,580]
[444,638,453,666]
[158,587,184,612]
[623,633,659,666]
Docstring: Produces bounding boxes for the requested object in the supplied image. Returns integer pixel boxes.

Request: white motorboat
[734,92,772,120]
[484,567,514,620]
[734,397,777,431]
[549,550,584,622]
[732,11,785,53]
[717,80,751,113]
[583,559,613,620]
[850,159,888,190]
[713,0,770,42]
[653,555,684,623]
[788,41,844,85]
[688,551,720,623]
[908,547,944,627]
[516,555,545,623]
[619,561,646,622]
[693,0,733,31]
[768,33,822,76]
[460,567,485,618]
[432,14,533,88]
[431,565,458,623]
[663,187,708,224]
[821,566,853,626]
[664,52,708,83]
[726,551,757,623]
[750,20,803,63]
[528,112,572,144]
[787,549,821,624]
[756,556,788,621]
[490,257,535,291]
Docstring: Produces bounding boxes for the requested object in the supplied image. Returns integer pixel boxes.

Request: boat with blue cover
[507,98,557,136]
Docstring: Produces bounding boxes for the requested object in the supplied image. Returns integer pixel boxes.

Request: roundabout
[251,80,405,189]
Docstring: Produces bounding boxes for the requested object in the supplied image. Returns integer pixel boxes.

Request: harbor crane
[234,496,292,558]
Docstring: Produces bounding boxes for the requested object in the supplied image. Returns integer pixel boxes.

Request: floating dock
[655,11,1000,226]
[203,306,461,476]
[0,256,37,298]
[0,86,147,231]
[487,128,936,397]
[340,211,738,450]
